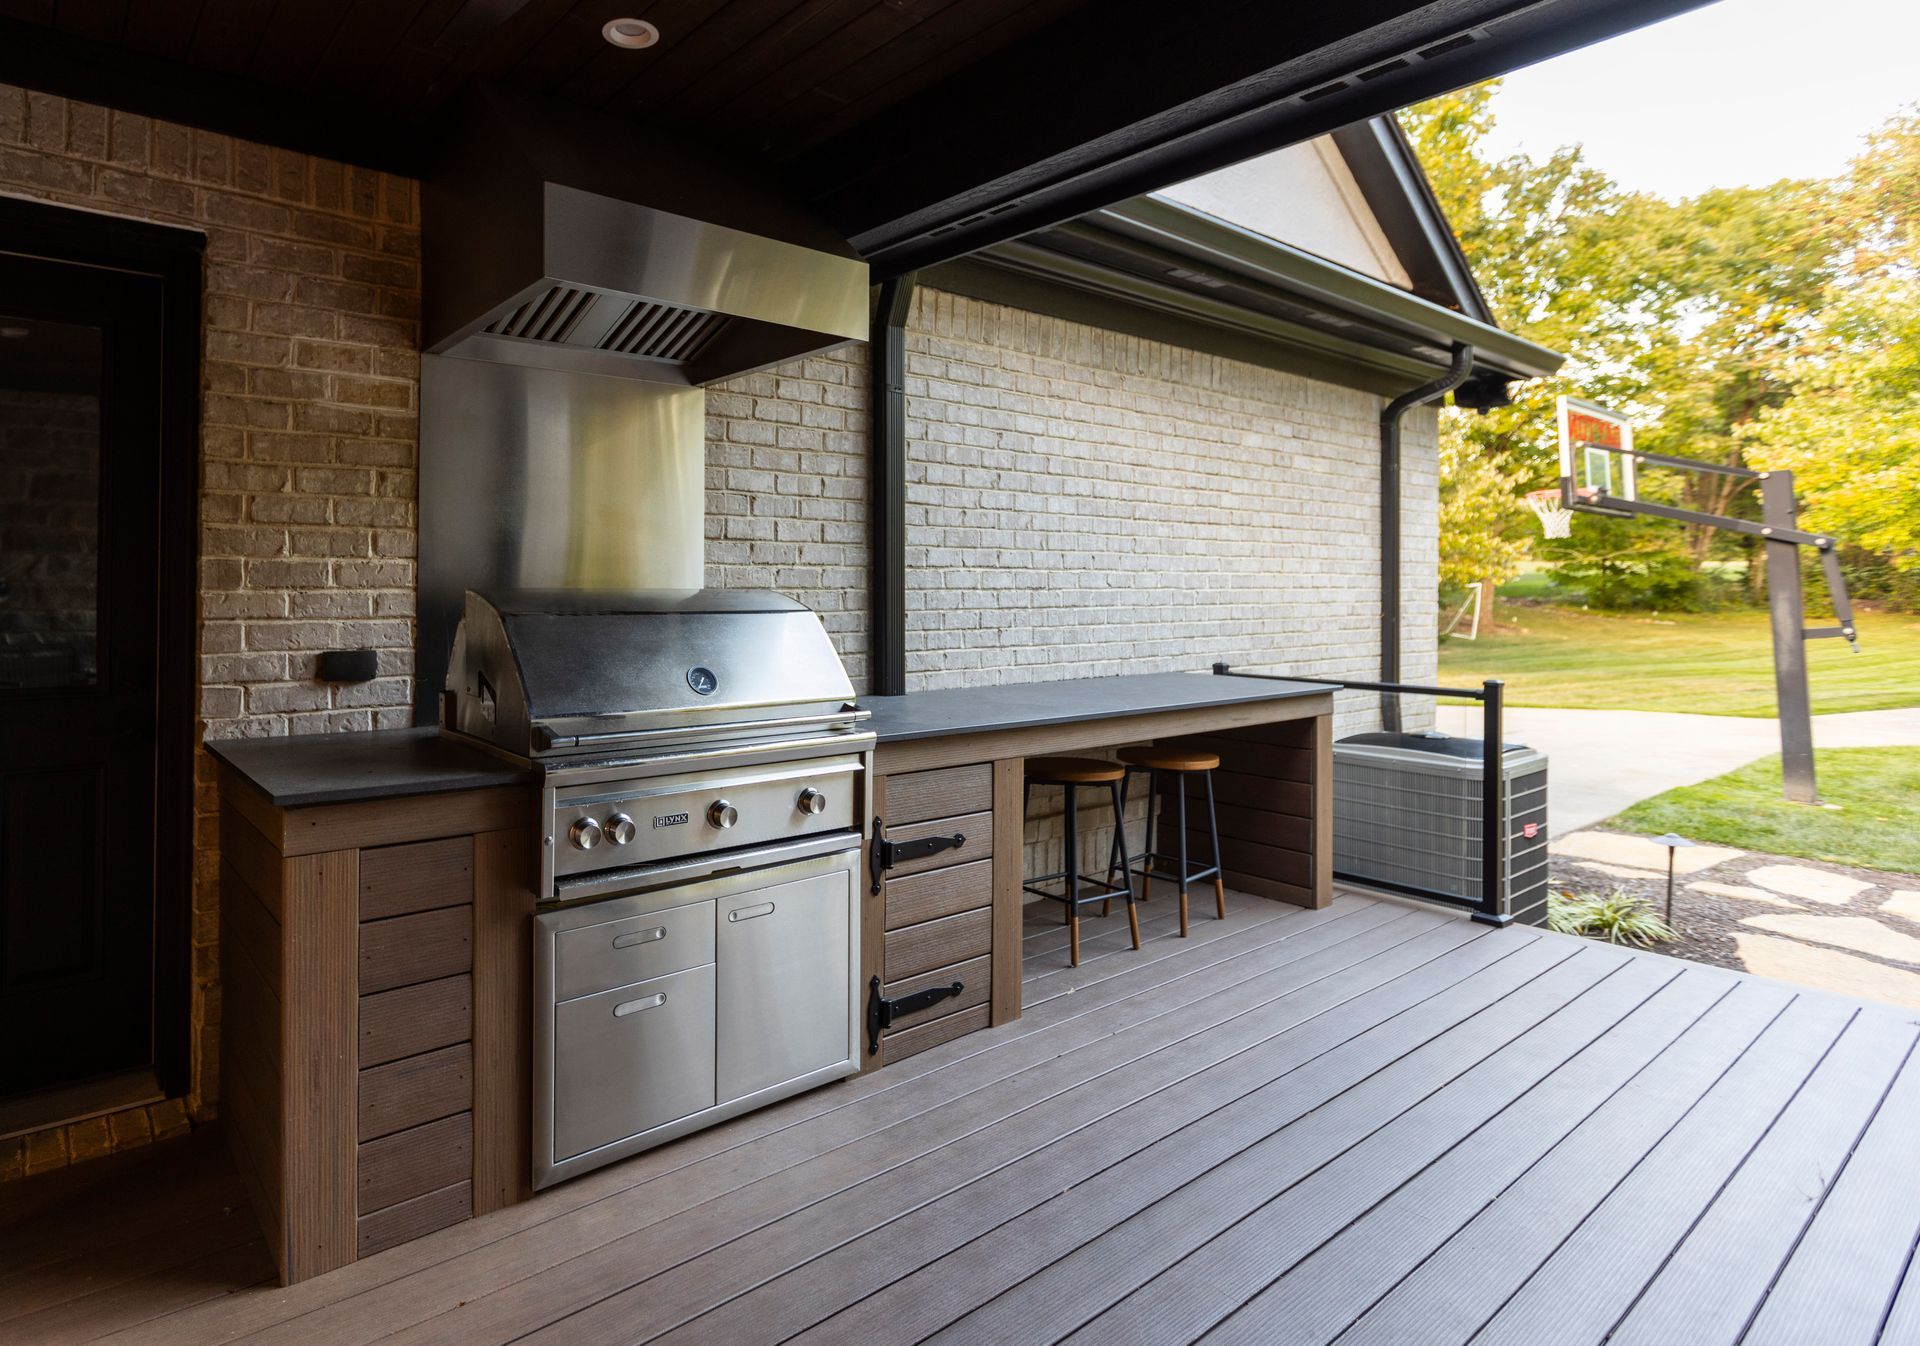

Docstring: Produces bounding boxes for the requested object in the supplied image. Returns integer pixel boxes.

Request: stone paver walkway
[1550,828,1920,1009]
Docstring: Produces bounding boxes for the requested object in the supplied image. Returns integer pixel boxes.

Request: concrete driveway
[1434,705,1920,836]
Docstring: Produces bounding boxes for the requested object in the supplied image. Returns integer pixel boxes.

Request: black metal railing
[1212,663,1511,926]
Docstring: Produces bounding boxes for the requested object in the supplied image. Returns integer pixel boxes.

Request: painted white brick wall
[900,289,1439,735]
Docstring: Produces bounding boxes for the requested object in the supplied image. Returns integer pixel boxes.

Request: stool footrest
[1128,852,1222,887]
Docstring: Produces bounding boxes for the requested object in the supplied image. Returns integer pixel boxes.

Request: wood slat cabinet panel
[883,763,993,825]
[359,974,473,1070]
[358,1112,472,1216]
[359,836,474,920]
[881,811,993,879]
[883,859,991,931]
[358,1042,472,1144]
[881,955,991,1034]
[881,1004,992,1066]
[885,907,993,982]
[359,906,472,996]
[355,1180,473,1259]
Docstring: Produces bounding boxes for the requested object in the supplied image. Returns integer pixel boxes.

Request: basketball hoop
[1525,488,1574,539]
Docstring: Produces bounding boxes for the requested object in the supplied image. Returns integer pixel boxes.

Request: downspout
[1379,341,1472,732]
[870,273,917,697]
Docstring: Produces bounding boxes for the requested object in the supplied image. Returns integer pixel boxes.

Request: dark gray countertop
[860,672,1329,744]
[206,726,529,809]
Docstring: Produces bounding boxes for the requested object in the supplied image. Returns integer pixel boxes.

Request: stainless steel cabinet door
[552,962,715,1161]
[715,868,853,1105]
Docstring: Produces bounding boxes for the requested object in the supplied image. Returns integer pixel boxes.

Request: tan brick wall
[902,289,1440,717]
[705,351,872,688]
[0,83,420,1176]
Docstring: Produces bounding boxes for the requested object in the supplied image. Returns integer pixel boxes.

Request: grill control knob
[797,787,828,815]
[603,813,636,846]
[568,817,603,850]
[707,799,739,830]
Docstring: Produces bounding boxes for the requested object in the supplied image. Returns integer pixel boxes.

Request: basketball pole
[1763,471,1819,804]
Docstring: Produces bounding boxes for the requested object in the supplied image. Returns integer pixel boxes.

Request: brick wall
[890,290,1438,879]
[901,289,1439,711]
[0,83,420,1178]
[704,351,872,689]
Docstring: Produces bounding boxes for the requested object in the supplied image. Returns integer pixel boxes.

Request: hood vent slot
[486,286,598,343]
[600,300,734,362]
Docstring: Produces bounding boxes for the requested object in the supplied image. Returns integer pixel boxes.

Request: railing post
[1477,678,1508,925]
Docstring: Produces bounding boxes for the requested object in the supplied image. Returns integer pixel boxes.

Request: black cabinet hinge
[868,815,965,895]
[866,975,964,1056]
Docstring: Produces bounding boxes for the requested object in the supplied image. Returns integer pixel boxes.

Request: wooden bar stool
[1116,746,1225,938]
[1023,756,1139,967]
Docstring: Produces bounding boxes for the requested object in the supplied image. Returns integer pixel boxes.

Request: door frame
[1,195,203,1100]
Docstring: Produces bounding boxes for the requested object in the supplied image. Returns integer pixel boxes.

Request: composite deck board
[1607,1009,1920,1345]
[388,912,1467,1344]
[888,938,1599,1346]
[1472,997,1870,1346]
[728,929,1553,1346]
[1075,955,1708,1345]
[1328,979,1812,1346]
[1197,965,1766,1346]
[611,924,1518,1346]
[18,888,1920,1346]
[953,946,1649,1346]
[1743,1032,1920,1346]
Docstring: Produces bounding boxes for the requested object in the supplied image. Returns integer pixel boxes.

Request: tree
[1743,109,1920,577]
[1401,86,1846,606]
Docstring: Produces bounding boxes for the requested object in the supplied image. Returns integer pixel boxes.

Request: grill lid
[443,589,859,760]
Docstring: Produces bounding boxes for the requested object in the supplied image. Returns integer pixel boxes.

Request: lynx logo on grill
[653,811,690,829]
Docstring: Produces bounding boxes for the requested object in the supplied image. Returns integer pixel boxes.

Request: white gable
[1154,136,1413,289]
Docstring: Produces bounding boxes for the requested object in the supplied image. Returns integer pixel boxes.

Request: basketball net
[1525,488,1573,539]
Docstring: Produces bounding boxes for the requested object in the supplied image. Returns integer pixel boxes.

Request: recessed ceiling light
[602,17,659,49]
[0,326,27,339]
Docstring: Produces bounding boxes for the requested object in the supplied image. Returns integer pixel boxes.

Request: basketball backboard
[1556,395,1636,509]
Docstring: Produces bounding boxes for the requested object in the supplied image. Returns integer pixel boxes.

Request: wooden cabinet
[215,773,533,1284]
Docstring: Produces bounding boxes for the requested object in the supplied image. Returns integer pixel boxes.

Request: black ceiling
[0,0,1713,276]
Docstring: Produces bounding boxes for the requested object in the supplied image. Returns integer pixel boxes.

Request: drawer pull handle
[613,992,667,1017]
[612,926,667,949]
[729,902,776,923]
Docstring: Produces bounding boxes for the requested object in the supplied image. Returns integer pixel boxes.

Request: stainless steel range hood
[424,86,868,386]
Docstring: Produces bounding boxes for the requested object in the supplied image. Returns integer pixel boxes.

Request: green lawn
[1436,603,1920,716]
[1607,747,1920,874]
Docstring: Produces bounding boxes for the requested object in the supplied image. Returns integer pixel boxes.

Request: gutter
[1380,343,1473,732]
[870,273,917,697]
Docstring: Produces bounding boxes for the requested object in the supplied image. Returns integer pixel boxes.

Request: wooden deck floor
[9,887,1920,1346]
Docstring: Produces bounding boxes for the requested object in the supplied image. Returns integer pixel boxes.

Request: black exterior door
[0,251,168,1098]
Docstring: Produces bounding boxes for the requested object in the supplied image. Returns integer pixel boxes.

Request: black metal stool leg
[1175,770,1190,938]
[1205,768,1226,919]
[1064,783,1081,966]
[1111,779,1139,950]
[1107,768,1129,891]
[1141,769,1157,905]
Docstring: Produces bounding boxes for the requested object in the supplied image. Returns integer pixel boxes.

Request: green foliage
[1610,747,1920,874]
[1402,87,1920,611]
[1547,890,1675,946]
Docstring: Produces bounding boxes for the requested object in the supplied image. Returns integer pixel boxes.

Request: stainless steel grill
[441,588,872,1188]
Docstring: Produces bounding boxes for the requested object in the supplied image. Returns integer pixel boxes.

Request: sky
[1480,0,1920,199]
